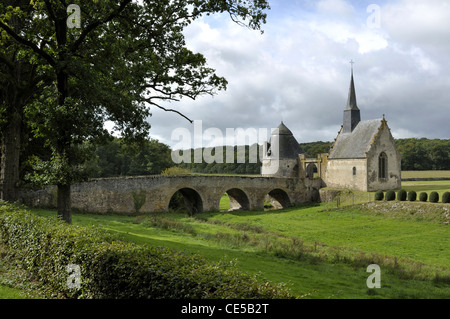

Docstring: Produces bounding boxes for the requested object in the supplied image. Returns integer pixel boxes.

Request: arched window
[353,167,357,176]
[378,152,388,180]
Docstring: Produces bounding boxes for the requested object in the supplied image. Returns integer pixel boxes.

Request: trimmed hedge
[385,190,396,201]
[374,191,384,201]
[443,192,450,204]
[0,202,292,299]
[407,191,417,202]
[429,192,439,203]
[419,192,428,202]
[397,189,407,201]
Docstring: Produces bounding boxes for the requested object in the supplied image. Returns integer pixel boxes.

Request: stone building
[324,70,401,191]
[262,69,402,192]
[261,122,304,178]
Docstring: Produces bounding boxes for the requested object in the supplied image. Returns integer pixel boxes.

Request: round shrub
[443,192,450,204]
[397,189,407,201]
[374,191,384,201]
[407,191,417,202]
[429,191,439,203]
[419,192,428,202]
[385,190,396,201]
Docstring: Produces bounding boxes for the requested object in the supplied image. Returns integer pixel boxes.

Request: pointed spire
[346,65,359,111]
[342,63,361,133]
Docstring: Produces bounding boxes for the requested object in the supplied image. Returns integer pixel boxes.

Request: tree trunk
[0,110,21,202]
[55,17,72,224]
[57,184,71,224]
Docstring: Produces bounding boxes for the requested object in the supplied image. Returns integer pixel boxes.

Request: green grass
[3,179,449,299]
[402,171,450,179]
[26,198,450,299]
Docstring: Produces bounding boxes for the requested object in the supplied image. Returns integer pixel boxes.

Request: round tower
[261,122,303,177]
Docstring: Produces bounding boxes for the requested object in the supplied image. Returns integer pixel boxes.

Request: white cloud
[147,0,450,149]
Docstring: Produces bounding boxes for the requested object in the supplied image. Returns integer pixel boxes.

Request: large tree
[0,0,269,223]
[0,1,52,202]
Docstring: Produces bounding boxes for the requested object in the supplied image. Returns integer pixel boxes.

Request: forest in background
[59,137,450,177]
[12,137,450,181]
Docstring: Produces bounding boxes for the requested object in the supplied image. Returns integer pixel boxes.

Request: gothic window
[353,167,357,176]
[378,152,388,180]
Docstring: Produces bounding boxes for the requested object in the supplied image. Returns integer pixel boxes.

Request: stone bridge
[19,175,322,214]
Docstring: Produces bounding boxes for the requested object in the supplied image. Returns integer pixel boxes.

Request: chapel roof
[329,118,384,159]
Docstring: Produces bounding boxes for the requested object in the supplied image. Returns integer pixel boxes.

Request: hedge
[419,192,428,202]
[407,191,417,202]
[385,190,396,201]
[443,192,450,204]
[429,192,439,203]
[0,202,292,299]
[374,191,384,201]
[397,189,407,201]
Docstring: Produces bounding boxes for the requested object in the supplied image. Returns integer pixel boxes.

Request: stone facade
[261,70,402,193]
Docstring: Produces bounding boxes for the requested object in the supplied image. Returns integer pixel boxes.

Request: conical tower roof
[268,122,303,159]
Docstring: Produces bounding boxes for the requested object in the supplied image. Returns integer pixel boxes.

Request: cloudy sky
[146,0,450,149]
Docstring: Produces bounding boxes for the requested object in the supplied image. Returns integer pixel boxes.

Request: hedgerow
[0,202,292,299]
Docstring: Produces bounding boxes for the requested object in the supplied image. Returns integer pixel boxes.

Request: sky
[144,0,450,149]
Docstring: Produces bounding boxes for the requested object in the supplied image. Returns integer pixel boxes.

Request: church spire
[346,65,359,111]
[342,61,361,133]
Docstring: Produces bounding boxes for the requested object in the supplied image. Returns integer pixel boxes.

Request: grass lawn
[2,179,449,299]
[28,196,450,299]
[402,171,450,179]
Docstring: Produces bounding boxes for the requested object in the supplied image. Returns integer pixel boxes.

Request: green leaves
[0,203,292,299]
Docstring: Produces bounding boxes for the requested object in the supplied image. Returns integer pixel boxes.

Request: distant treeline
[45,137,448,178]
[395,138,450,171]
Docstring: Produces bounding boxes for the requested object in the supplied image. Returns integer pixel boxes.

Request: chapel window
[378,152,388,180]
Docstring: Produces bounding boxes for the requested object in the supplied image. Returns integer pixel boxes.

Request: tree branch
[0,21,56,67]
[144,98,193,123]
[69,0,132,53]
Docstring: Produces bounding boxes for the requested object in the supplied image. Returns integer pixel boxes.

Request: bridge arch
[220,188,251,211]
[265,188,291,210]
[168,187,203,214]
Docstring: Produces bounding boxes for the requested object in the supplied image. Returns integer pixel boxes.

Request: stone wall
[19,175,323,215]
[324,158,368,191]
[366,122,402,191]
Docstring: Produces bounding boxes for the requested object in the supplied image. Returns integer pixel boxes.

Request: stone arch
[168,188,203,214]
[265,188,291,210]
[220,188,250,211]
[306,163,318,178]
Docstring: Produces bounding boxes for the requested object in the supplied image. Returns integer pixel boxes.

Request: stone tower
[261,122,303,178]
[342,68,361,133]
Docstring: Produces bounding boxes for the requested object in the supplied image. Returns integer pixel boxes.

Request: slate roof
[329,119,383,159]
[267,122,304,159]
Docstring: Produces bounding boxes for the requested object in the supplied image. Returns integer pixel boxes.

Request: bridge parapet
[19,175,322,214]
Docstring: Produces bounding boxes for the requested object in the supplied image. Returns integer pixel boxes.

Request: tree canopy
[0,0,270,222]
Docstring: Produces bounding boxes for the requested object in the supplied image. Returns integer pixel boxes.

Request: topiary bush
[0,202,292,299]
[385,190,396,201]
[443,192,450,204]
[429,191,439,203]
[407,191,417,202]
[374,191,384,201]
[419,192,428,202]
[397,189,407,201]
